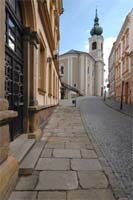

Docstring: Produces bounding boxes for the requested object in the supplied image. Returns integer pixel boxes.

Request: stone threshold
[10,134,35,164]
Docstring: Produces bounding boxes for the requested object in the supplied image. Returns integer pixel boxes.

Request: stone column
[0,1,18,199]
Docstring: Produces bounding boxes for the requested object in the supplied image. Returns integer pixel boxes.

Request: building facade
[0,0,63,199]
[59,9,104,98]
[108,9,133,104]
[108,43,116,97]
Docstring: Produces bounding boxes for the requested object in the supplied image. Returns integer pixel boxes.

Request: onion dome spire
[90,9,103,36]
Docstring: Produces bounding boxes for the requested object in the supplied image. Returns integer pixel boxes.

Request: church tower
[89,9,103,60]
[89,9,104,96]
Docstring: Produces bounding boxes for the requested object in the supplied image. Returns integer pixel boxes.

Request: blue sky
[60,0,132,80]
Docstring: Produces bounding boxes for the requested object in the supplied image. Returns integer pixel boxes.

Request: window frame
[38,33,47,95]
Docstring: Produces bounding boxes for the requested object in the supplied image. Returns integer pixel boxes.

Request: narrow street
[8,100,116,200]
[79,96,132,197]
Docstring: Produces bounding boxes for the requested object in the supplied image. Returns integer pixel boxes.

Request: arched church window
[101,43,103,50]
[92,42,97,50]
[61,65,64,74]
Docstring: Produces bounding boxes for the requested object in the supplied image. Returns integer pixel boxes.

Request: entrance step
[19,141,44,175]
[10,134,35,163]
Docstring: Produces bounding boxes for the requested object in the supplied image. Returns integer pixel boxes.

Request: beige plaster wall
[34,0,59,106]
[72,56,80,87]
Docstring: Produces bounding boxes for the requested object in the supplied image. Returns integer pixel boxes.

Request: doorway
[5,0,24,140]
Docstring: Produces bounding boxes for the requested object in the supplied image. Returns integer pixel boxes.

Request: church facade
[59,10,104,98]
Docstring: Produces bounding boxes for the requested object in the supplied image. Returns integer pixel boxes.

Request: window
[126,57,129,71]
[8,18,15,51]
[60,65,64,74]
[53,71,56,98]
[92,42,97,50]
[38,36,47,93]
[126,29,129,48]
[48,63,52,96]
[122,36,125,52]
[6,0,23,55]
[101,43,103,50]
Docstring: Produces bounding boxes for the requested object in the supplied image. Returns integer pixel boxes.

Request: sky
[59,0,133,81]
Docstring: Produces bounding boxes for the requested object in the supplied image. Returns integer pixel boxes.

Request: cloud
[84,36,116,82]
[84,40,89,51]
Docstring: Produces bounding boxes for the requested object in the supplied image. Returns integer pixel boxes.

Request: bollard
[72,99,76,107]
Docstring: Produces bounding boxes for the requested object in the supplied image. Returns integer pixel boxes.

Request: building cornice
[38,0,60,76]
[38,0,54,56]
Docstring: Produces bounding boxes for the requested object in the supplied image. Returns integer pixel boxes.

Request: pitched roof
[60,49,95,60]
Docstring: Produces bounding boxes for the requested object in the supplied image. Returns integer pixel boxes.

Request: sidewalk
[104,97,132,117]
[8,100,116,200]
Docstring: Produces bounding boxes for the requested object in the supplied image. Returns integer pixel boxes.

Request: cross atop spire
[94,9,99,25]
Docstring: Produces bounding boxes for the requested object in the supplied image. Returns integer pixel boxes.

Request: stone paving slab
[54,132,74,137]
[69,137,90,143]
[8,191,37,200]
[37,191,66,200]
[36,171,78,190]
[78,171,108,189]
[19,141,44,175]
[53,149,81,158]
[45,142,65,149]
[65,142,92,149]
[72,132,87,137]
[10,134,35,163]
[41,149,53,157]
[95,189,115,200]
[71,159,102,170]
[67,189,115,200]
[81,149,97,158]
[15,175,38,190]
[35,158,70,170]
[48,137,69,142]
[67,190,97,200]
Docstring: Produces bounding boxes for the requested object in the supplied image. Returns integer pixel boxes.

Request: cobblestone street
[79,97,132,198]
[8,100,117,200]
